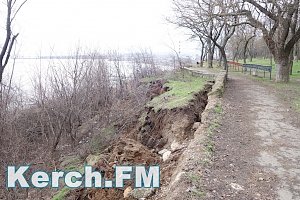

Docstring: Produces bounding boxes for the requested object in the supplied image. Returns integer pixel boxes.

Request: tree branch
[244,0,278,21]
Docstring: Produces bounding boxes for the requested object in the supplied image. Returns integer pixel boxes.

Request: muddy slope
[137,84,211,150]
[65,83,213,200]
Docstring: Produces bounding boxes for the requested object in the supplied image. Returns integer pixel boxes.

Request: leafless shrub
[0,47,164,199]
[130,48,162,80]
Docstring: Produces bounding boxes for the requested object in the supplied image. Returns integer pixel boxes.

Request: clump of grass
[140,76,164,83]
[187,172,201,185]
[147,72,207,111]
[214,104,223,114]
[52,187,70,200]
[207,120,220,137]
[191,189,206,198]
[294,99,300,112]
[186,172,205,198]
[205,140,214,155]
[63,158,82,171]
[205,121,219,155]
[52,165,85,200]
[59,155,82,171]
[203,118,221,164]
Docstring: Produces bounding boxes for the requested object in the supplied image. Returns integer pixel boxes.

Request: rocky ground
[202,73,300,200]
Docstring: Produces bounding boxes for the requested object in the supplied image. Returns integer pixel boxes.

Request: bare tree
[165,33,184,69]
[0,0,28,84]
[199,36,207,67]
[0,48,154,198]
[230,0,300,82]
[170,0,237,72]
[229,25,256,63]
[241,27,256,63]
[109,50,126,98]
[207,30,215,68]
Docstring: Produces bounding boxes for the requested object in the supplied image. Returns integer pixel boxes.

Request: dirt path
[202,74,300,200]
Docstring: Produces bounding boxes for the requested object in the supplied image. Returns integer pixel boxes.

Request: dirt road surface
[202,74,300,200]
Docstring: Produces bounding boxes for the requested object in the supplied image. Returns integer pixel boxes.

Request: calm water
[4,58,47,94]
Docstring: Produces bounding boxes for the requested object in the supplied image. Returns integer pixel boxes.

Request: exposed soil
[64,81,212,200]
[146,79,170,99]
[202,74,300,200]
[137,84,211,150]
[68,138,161,200]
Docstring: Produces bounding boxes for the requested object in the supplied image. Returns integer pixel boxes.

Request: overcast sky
[7,0,199,56]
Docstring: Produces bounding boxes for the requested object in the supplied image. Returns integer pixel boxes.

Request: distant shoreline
[14,55,106,60]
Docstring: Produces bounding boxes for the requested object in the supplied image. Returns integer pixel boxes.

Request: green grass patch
[203,109,222,164]
[147,72,207,111]
[191,189,206,198]
[52,166,84,200]
[52,187,70,200]
[59,155,82,170]
[187,172,201,185]
[235,58,300,113]
[140,76,164,83]
[207,121,220,135]
[247,58,300,72]
[186,172,205,198]
[241,58,300,79]
[205,140,214,155]
[214,104,223,114]
[294,99,300,112]
[205,121,219,154]
[140,71,174,83]
[63,159,82,171]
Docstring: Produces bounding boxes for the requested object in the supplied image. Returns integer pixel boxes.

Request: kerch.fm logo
[6,165,160,189]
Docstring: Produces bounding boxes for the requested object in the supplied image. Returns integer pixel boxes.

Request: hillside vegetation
[51,70,212,200]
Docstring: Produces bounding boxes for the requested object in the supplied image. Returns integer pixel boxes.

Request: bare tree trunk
[275,54,291,82]
[248,47,254,62]
[243,36,255,64]
[232,44,239,62]
[199,37,206,67]
[200,54,204,67]
[207,38,213,68]
[219,48,228,71]
[289,49,294,75]
[0,0,26,84]
[294,42,299,61]
[270,55,273,66]
[247,40,255,62]
[0,68,4,84]
[218,53,222,67]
